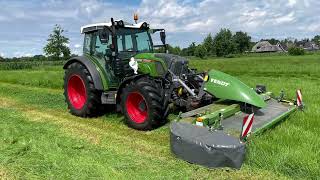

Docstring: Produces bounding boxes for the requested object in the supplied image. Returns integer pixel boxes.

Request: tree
[168,45,181,55]
[203,33,214,56]
[44,24,71,60]
[213,29,236,57]
[0,56,4,62]
[181,42,197,56]
[33,55,47,61]
[261,38,279,45]
[194,44,207,59]
[312,35,320,46]
[233,31,251,53]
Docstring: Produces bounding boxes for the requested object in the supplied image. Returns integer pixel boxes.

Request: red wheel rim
[126,92,148,123]
[67,74,87,110]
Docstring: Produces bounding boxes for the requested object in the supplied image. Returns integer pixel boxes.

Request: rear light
[204,74,209,82]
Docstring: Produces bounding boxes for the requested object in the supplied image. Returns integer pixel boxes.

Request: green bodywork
[204,70,267,108]
[134,53,168,77]
[83,53,167,90]
[194,104,241,128]
[85,51,267,108]
[85,54,112,90]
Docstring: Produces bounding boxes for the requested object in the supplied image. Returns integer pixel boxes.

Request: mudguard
[204,70,266,108]
[63,56,104,90]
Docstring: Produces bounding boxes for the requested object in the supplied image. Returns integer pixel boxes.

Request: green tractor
[63,18,217,130]
[64,18,302,168]
[63,17,297,130]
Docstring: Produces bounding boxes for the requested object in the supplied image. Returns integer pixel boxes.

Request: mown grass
[0,54,319,179]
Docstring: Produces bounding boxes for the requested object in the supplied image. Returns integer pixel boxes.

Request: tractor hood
[204,70,266,108]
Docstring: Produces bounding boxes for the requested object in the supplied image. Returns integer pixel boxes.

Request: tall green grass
[0,69,63,89]
[0,61,64,70]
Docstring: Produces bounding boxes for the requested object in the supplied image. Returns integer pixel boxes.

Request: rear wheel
[64,62,104,117]
[121,77,167,130]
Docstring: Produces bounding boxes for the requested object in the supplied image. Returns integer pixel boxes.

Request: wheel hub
[138,101,146,111]
[67,74,87,110]
[126,92,148,124]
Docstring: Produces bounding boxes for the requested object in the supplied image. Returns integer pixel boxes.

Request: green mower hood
[204,70,266,108]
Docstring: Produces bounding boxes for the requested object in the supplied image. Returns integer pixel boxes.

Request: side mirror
[160,31,166,45]
[99,31,109,44]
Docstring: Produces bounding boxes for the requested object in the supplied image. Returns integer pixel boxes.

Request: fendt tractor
[63,17,303,169]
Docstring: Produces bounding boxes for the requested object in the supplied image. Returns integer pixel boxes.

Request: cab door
[93,30,119,88]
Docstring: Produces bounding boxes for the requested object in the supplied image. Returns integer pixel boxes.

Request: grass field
[0,54,319,179]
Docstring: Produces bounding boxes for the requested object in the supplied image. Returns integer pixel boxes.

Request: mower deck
[223,99,296,136]
[170,96,297,169]
[178,98,296,137]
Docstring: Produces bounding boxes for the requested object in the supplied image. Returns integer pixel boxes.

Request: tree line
[163,29,320,58]
[158,29,252,59]
[1,25,320,61]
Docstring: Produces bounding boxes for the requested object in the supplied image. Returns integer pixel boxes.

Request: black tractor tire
[64,62,105,117]
[120,77,167,130]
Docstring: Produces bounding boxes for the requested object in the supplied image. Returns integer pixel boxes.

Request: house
[251,41,285,53]
[300,42,319,51]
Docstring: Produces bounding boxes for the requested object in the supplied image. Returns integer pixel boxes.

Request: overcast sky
[0,0,319,57]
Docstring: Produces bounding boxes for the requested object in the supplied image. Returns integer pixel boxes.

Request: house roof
[252,41,284,52]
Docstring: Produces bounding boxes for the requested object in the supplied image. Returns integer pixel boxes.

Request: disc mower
[63,17,303,169]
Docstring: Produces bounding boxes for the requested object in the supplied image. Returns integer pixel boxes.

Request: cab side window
[95,30,112,58]
[83,34,92,55]
[117,35,124,52]
[124,34,133,51]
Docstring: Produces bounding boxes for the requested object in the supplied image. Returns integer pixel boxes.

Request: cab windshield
[116,28,153,53]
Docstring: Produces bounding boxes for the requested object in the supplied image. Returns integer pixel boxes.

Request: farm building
[300,42,319,51]
[252,41,285,53]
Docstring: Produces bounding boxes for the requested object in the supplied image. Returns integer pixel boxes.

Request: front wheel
[120,77,167,130]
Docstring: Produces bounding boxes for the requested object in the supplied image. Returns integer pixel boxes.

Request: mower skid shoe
[170,122,245,169]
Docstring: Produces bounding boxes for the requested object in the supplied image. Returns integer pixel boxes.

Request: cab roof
[80,21,148,34]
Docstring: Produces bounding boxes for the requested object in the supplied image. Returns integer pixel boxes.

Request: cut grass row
[0,54,319,179]
[0,75,319,179]
[0,83,287,179]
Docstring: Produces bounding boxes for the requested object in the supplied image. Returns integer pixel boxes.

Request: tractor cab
[80,19,167,85]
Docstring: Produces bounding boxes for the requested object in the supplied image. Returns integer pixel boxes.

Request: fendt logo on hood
[210,78,230,87]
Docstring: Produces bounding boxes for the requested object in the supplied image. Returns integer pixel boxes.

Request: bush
[288,47,305,56]
[224,54,239,58]
[194,45,207,59]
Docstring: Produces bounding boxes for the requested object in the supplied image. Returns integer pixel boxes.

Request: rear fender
[63,56,105,90]
[204,70,266,108]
